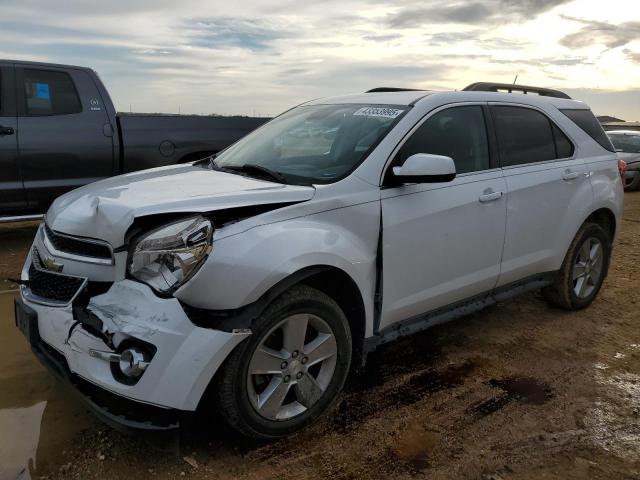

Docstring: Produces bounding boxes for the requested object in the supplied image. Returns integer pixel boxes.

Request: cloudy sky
[1,0,639,119]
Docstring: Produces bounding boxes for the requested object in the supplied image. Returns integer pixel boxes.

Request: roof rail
[463,82,571,99]
[365,87,422,93]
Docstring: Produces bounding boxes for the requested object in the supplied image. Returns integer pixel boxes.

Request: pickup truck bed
[0,60,269,218]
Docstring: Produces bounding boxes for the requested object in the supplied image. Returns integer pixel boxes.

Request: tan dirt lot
[0,193,639,480]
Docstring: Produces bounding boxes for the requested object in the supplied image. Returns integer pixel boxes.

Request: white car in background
[15,82,624,440]
[608,130,640,190]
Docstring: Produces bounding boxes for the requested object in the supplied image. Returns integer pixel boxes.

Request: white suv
[15,82,624,439]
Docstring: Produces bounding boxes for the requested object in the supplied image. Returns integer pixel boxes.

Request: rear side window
[396,105,490,174]
[560,109,614,152]
[23,69,82,116]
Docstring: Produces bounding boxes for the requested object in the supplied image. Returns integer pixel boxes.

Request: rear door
[0,64,26,215]
[491,104,592,287]
[380,104,507,330]
[16,65,115,212]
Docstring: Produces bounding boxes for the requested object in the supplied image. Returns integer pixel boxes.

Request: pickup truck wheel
[215,285,351,440]
[542,222,611,310]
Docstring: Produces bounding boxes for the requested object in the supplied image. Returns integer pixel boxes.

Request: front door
[380,104,507,331]
[16,65,114,213]
[0,64,25,216]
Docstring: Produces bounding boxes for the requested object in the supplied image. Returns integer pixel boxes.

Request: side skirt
[363,272,556,353]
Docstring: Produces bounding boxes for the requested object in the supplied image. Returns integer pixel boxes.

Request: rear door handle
[562,170,580,181]
[0,126,14,136]
[479,190,503,203]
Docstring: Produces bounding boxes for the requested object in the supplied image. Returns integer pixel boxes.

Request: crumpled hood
[46,164,315,246]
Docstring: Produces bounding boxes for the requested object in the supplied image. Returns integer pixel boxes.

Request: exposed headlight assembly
[128,216,213,294]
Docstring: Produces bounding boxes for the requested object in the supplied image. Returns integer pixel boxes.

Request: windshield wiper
[222,164,289,184]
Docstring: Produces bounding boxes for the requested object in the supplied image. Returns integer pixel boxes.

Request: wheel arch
[247,265,368,368]
[584,207,616,241]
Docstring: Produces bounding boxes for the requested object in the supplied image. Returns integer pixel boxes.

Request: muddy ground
[1,194,639,480]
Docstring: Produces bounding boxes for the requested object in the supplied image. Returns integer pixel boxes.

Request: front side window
[395,105,490,174]
[609,134,640,153]
[492,106,572,166]
[23,69,82,116]
[214,104,407,184]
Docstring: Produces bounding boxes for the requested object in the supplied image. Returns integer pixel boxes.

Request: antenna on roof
[513,74,519,85]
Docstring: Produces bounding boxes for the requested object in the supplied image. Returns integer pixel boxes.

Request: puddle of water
[467,376,552,418]
[0,293,95,479]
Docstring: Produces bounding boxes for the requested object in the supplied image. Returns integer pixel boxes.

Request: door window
[552,123,574,158]
[492,106,576,166]
[22,69,82,116]
[396,106,490,174]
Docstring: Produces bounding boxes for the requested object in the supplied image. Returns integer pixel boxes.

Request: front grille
[28,249,87,304]
[44,223,112,260]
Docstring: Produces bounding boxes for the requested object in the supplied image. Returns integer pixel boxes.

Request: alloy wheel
[247,313,338,421]
[572,236,604,299]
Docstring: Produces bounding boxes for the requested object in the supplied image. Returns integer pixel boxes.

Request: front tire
[215,285,352,440]
[542,222,611,310]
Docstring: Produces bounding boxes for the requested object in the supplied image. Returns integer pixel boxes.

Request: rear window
[23,69,82,116]
[560,109,614,152]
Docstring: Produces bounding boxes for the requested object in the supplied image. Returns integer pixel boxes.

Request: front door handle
[0,126,14,136]
[562,170,580,181]
[479,190,503,203]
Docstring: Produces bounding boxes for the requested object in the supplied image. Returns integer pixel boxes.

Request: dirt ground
[1,194,639,480]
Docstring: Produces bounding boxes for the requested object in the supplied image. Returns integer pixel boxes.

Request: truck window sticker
[35,83,50,100]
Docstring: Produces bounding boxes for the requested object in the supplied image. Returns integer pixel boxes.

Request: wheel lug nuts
[284,375,291,383]
[281,361,288,369]
[292,351,299,358]
[301,357,308,364]
[296,372,303,379]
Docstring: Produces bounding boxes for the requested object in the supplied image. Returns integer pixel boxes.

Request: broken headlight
[128,216,213,294]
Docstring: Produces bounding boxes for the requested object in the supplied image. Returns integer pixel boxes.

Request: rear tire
[542,222,611,310]
[215,285,351,440]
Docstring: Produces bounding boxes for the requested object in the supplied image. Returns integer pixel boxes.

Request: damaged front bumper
[17,248,251,430]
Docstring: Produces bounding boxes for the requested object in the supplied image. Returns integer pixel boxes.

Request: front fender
[174,201,380,334]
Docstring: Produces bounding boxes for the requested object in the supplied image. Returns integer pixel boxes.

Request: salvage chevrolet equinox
[15,82,624,439]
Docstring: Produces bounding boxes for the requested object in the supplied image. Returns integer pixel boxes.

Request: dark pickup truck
[0,60,270,219]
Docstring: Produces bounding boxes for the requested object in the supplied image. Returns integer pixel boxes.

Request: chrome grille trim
[42,224,114,266]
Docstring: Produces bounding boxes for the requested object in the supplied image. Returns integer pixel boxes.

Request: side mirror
[392,153,456,183]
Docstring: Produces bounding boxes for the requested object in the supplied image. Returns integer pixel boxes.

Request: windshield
[214,104,407,184]
[609,134,640,153]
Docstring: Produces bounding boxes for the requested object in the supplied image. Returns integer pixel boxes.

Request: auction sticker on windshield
[353,107,405,119]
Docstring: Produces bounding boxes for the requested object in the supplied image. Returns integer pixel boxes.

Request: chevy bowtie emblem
[42,256,64,273]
